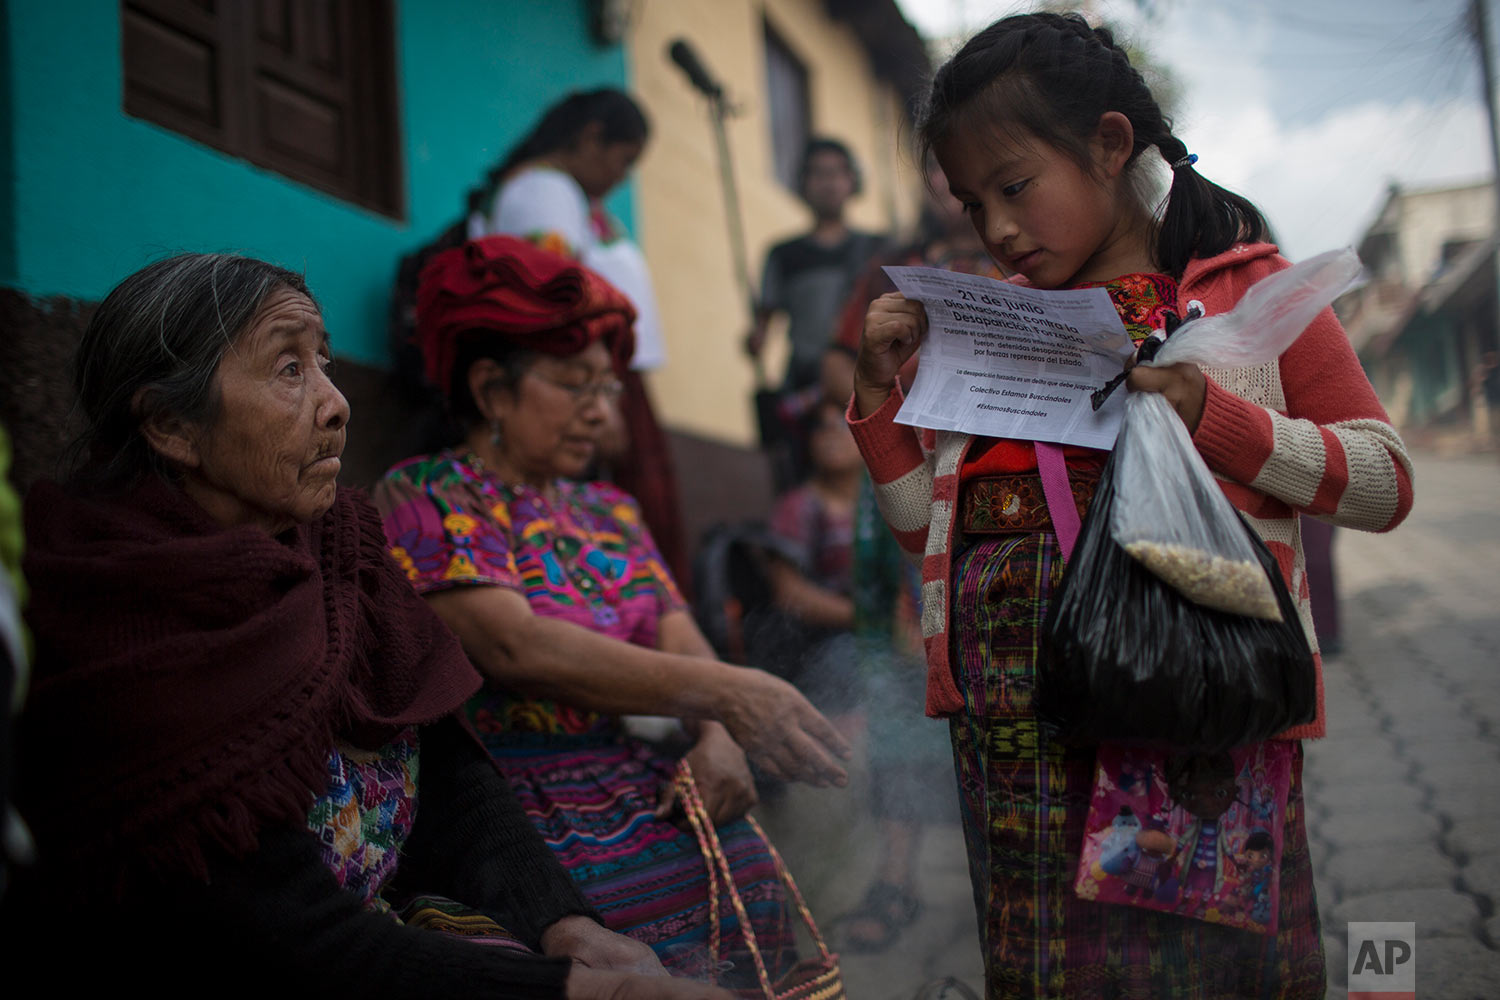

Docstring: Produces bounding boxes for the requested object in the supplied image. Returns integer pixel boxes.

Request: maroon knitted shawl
[20,477,481,885]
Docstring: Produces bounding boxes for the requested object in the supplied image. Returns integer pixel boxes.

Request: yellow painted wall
[628,0,921,445]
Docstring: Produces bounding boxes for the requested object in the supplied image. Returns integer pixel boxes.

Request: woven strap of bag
[1035,441,1080,564]
[674,760,836,998]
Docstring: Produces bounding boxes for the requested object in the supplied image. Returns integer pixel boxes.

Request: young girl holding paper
[849,13,1412,998]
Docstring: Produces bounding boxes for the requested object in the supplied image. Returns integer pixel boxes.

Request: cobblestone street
[1311,450,1500,999]
[766,448,1500,999]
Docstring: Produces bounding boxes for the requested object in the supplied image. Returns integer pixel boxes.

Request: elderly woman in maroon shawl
[2,252,730,1000]
[372,237,851,984]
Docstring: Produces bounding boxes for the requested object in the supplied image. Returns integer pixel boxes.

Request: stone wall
[0,289,91,494]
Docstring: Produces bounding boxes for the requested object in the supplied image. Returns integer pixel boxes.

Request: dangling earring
[489,419,503,447]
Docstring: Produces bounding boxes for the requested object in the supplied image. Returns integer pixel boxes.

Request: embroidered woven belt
[960,471,1100,534]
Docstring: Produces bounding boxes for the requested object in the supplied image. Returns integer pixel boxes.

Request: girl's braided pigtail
[1153,134,1268,277]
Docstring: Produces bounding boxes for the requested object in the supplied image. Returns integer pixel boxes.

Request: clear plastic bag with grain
[1038,249,1359,750]
[1110,249,1364,619]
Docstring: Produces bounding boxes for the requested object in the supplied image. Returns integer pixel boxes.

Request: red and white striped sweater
[847,243,1414,740]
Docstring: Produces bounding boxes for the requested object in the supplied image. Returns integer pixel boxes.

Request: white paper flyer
[885,266,1135,449]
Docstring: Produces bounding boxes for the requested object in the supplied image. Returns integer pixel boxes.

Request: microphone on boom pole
[665,37,763,388]
[668,39,723,100]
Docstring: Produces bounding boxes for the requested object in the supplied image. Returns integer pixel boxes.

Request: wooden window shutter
[122,0,402,217]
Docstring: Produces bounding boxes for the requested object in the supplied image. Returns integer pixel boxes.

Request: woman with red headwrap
[464,88,690,591]
[373,237,851,983]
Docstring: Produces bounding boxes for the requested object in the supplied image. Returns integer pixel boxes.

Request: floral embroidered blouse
[373,451,686,738]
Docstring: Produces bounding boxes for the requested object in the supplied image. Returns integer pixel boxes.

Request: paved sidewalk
[763,449,1499,999]
[757,723,984,1000]
[1309,450,1500,999]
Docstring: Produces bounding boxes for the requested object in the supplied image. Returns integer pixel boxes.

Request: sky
[893,0,1492,261]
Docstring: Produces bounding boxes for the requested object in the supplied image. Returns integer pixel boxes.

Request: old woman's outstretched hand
[716,666,852,788]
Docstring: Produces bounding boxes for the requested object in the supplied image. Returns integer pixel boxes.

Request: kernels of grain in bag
[1123,541,1283,621]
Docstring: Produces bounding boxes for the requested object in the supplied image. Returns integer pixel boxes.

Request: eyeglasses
[527,370,625,405]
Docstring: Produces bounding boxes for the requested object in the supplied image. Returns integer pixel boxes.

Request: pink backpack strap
[1034,441,1080,564]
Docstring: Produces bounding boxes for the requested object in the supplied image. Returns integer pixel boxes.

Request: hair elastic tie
[1171,152,1198,170]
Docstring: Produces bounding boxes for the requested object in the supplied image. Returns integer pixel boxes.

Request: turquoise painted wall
[0,3,15,284]
[0,0,632,365]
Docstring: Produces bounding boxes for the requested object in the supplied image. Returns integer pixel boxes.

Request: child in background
[761,398,863,720]
[849,13,1413,998]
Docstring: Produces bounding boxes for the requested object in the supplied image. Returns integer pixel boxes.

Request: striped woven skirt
[482,732,796,985]
[950,534,1326,999]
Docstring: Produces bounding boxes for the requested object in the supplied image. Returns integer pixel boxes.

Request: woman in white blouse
[467,89,664,372]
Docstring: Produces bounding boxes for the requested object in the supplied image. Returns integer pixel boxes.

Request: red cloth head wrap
[416,235,637,398]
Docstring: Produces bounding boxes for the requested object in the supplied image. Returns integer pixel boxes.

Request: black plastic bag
[1037,446,1316,753]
